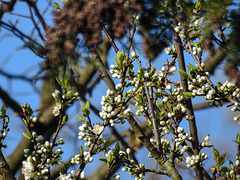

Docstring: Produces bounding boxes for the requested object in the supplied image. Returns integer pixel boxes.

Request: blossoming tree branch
[0,0,239,180]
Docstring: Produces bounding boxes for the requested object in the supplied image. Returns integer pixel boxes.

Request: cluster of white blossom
[110,65,122,79]
[180,145,189,154]
[0,106,10,147]
[52,89,60,99]
[71,151,93,164]
[164,47,172,55]
[57,170,85,180]
[22,132,63,179]
[22,157,37,180]
[51,89,79,117]
[201,134,211,147]
[78,123,104,147]
[135,101,147,116]
[186,153,208,168]
[124,163,145,180]
[52,102,62,116]
[173,13,205,41]
[99,89,119,126]
[99,87,130,126]
[112,173,120,180]
[159,126,170,135]
[175,133,192,148]
[186,63,240,122]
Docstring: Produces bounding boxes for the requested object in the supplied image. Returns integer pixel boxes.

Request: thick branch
[0,150,15,180]
[172,18,203,180]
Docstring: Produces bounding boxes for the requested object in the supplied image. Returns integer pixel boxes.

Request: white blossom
[92,124,104,134]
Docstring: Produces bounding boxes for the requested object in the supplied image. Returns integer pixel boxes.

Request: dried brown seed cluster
[44,0,142,63]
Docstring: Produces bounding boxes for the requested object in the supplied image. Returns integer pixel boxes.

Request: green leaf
[86,100,90,110]
[53,132,57,139]
[148,67,156,77]
[80,145,83,153]
[1,106,6,116]
[62,115,68,124]
[23,133,30,140]
[167,124,174,132]
[147,119,153,129]
[217,82,223,88]
[183,92,194,98]
[221,166,228,173]
[229,160,234,169]
[156,111,166,120]
[224,22,231,29]
[139,66,144,79]
[156,101,164,109]
[135,94,145,105]
[123,91,127,100]
[53,2,60,10]
[106,151,113,165]
[103,139,111,148]
[65,90,72,98]
[236,133,240,144]
[178,69,188,79]
[116,50,126,69]
[77,115,86,122]
[213,148,226,167]
[213,148,220,160]
[114,142,120,155]
[99,158,108,163]
[81,108,90,117]
[187,63,195,70]
[135,85,144,94]
[117,50,125,61]
[80,102,85,109]
[62,78,70,90]
[56,77,63,87]
[195,1,202,10]
[168,103,173,112]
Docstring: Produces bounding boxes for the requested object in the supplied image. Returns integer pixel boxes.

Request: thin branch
[0,21,46,58]
[27,1,47,31]
[103,26,119,53]
[28,4,45,40]
[146,57,161,153]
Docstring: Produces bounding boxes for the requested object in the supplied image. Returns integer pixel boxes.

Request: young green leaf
[53,2,60,10]
[1,106,6,116]
[23,133,31,140]
[156,101,164,109]
[224,22,231,29]
[77,115,86,122]
[213,148,226,167]
[86,100,90,110]
[183,92,194,98]
[80,102,85,109]
[62,115,68,124]
[156,111,166,120]
[236,133,240,144]
[99,158,108,163]
[178,69,188,79]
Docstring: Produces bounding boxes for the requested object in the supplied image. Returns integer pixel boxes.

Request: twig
[143,57,162,153]
[103,26,119,53]
[28,4,45,40]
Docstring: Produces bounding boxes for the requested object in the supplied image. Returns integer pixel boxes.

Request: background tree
[0,0,239,179]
